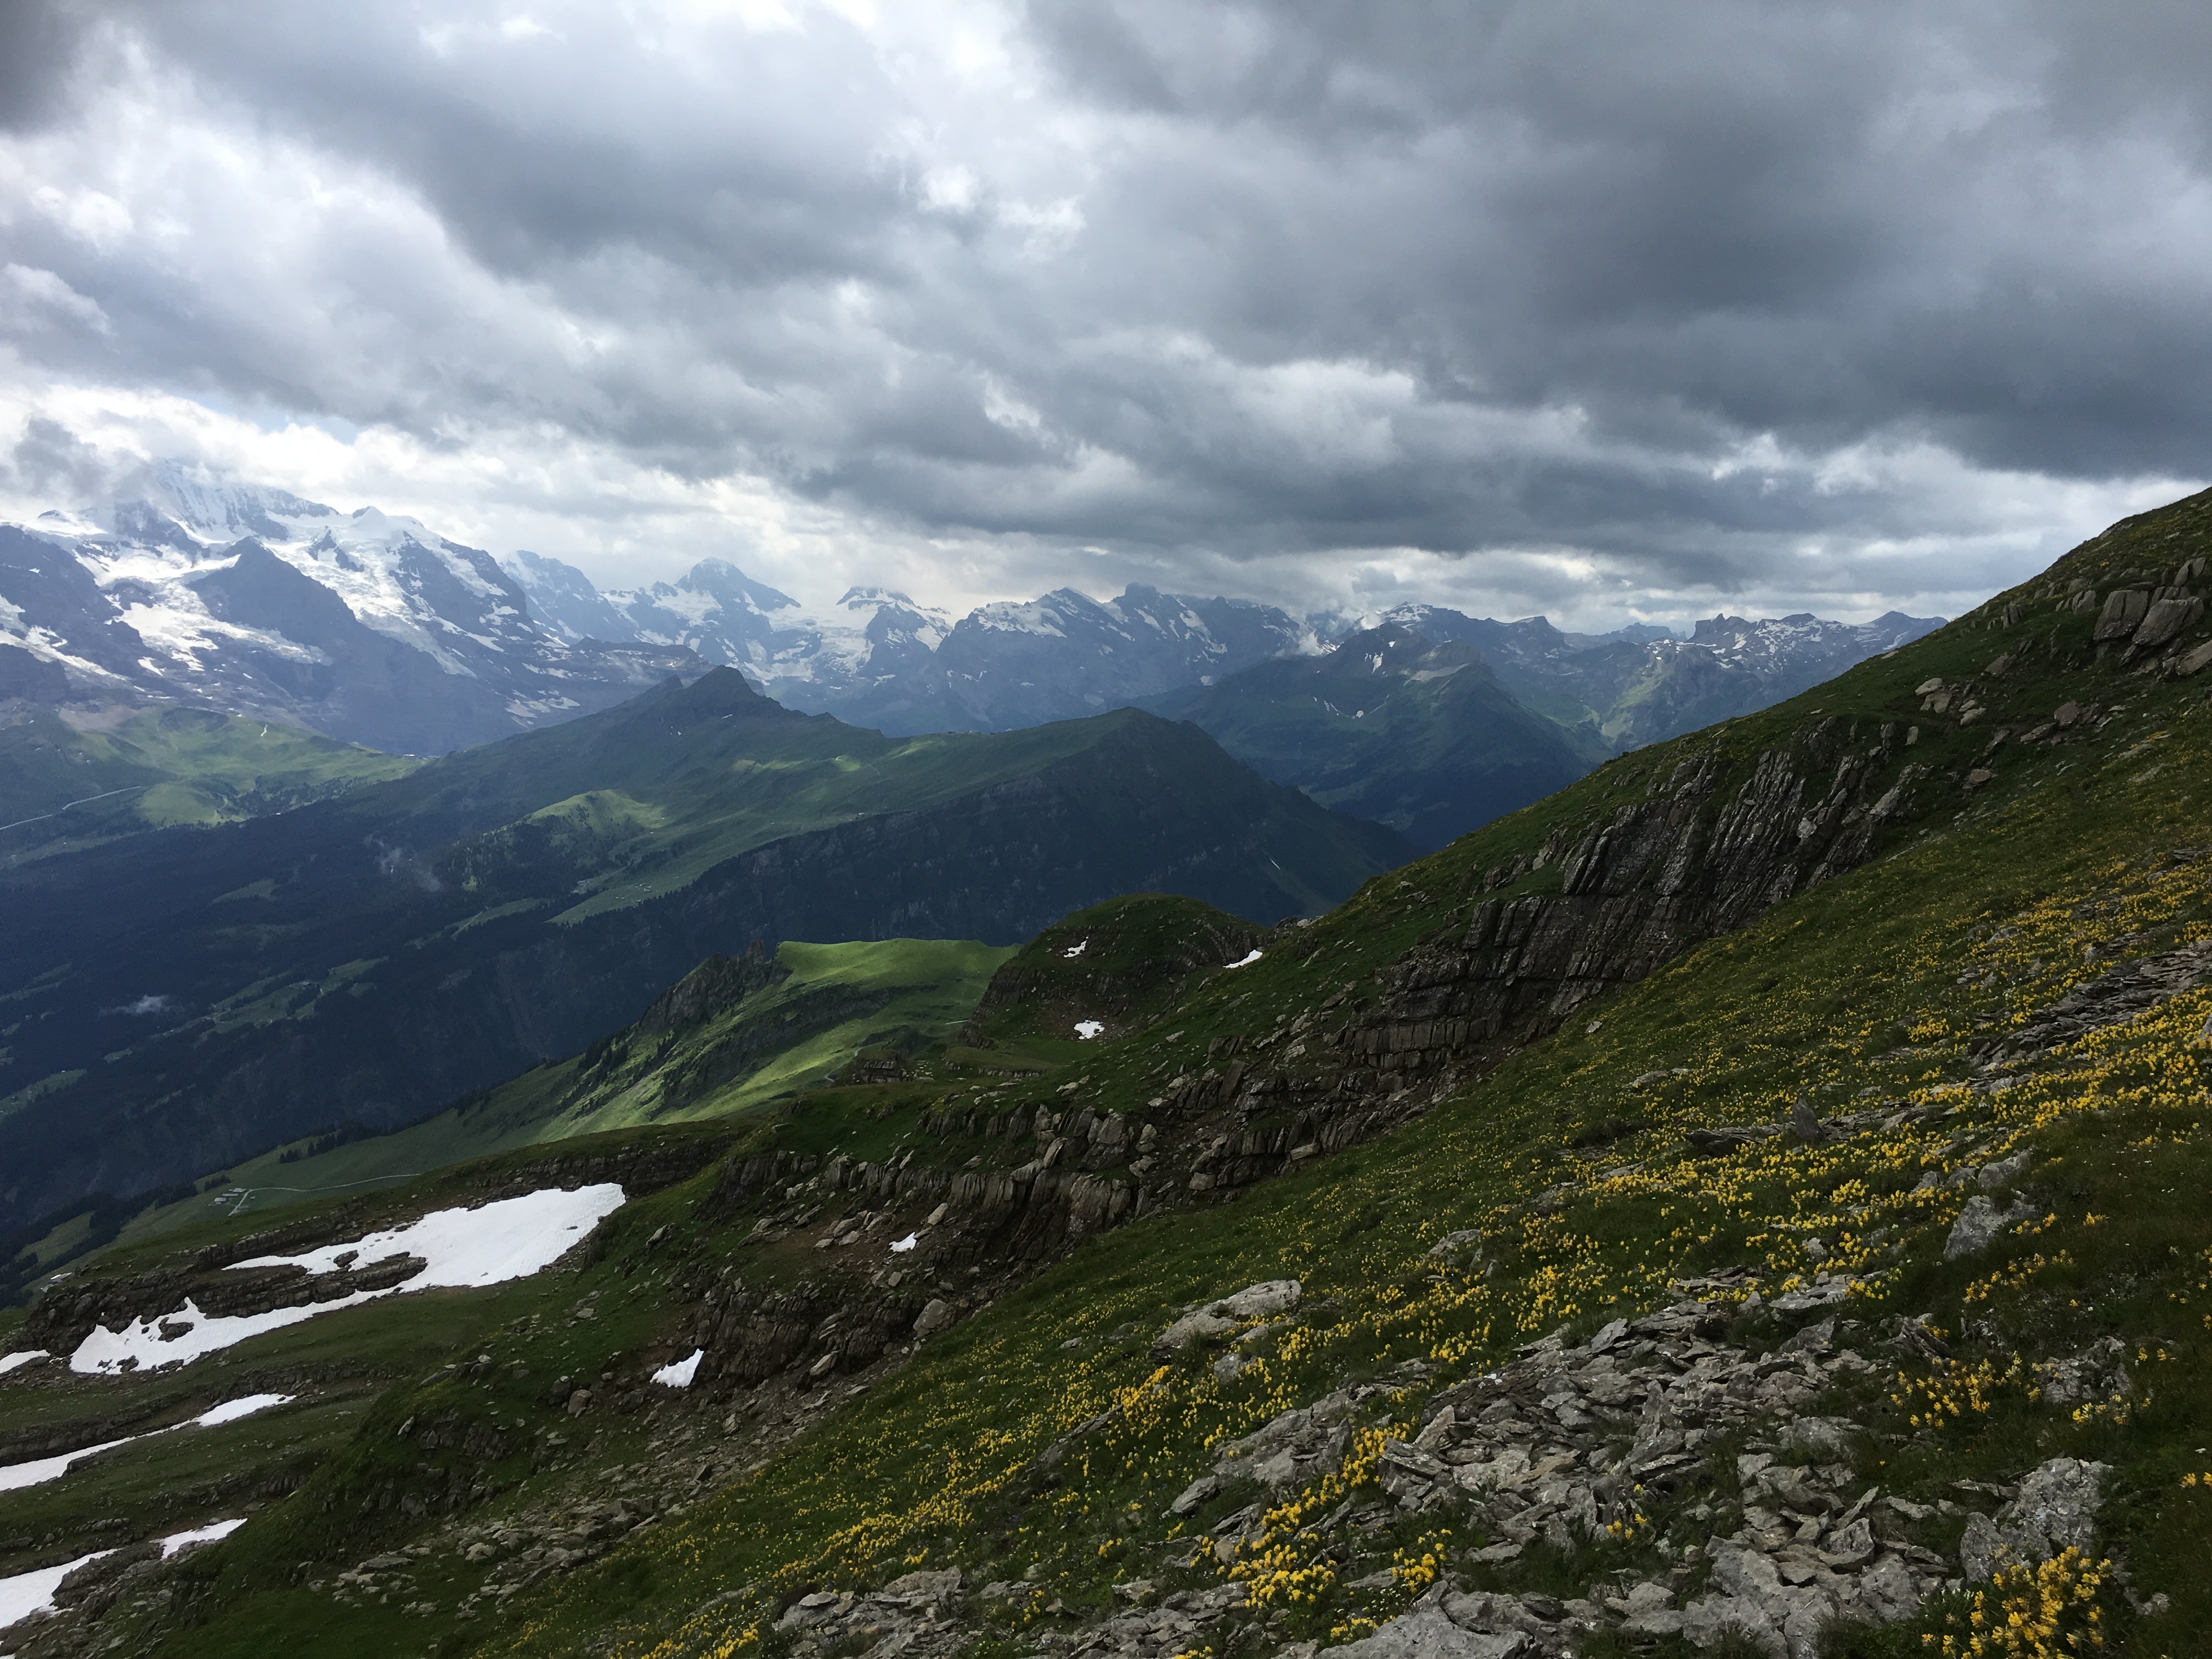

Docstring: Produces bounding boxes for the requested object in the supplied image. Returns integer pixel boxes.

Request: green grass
[0,672,1401,1229]
[103,938,1012,1254]
[0,704,417,859]
[441,501,2212,1657]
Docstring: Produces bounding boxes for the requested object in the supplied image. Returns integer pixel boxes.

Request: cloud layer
[1,1,2206,627]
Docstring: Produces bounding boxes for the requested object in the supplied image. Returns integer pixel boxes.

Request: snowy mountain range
[501,549,1314,735]
[0,464,1942,761]
[0,466,701,754]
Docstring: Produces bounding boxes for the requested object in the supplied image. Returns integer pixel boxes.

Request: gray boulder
[1960,1457,2111,1582]
[1152,1279,1300,1356]
[1944,1195,2036,1260]
[2034,1338,2129,1408]
[1426,1228,1484,1261]
[1319,1604,1526,1658]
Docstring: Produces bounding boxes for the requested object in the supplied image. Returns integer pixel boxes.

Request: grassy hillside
[5,494,2212,1657]
[81,936,1015,1261]
[0,704,418,859]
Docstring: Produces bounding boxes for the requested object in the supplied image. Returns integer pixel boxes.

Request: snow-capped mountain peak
[1,471,701,753]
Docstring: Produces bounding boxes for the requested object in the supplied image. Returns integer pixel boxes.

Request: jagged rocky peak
[676,556,800,617]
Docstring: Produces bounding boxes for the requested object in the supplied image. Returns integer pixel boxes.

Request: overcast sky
[1,1,2207,629]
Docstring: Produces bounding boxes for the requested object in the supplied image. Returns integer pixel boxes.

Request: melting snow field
[159,1517,246,1556]
[1073,1019,1104,1040]
[0,1520,245,1636]
[71,1185,626,1375]
[0,1352,48,1376]
[0,1395,291,1493]
[651,1349,703,1389]
[1224,949,1264,969]
[0,1549,105,1637]
[0,1437,134,1495]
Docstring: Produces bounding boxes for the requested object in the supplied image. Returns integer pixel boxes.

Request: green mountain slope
[0,670,1410,1229]
[51,897,1256,1282]
[0,704,419,859]
[7,496,2212,1657]
[79,936,1015,1258]
[1146,625,1606,850]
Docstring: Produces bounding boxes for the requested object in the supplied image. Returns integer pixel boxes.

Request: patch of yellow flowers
[1389,1530,1451,1594]
[1921,1547,2109,1656]
[1891,1354,2033,1430]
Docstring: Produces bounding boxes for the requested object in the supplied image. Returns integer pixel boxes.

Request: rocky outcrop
[679,1141,1139,1394]
[1107,721,1932,1217]
[681,1278,925,1389]
[1333,723,1909,1101]
[634,943,787,1032]
[1957,1458,2110,1584]
[716,1140,1136,1262]
[1974,937,2212,1068]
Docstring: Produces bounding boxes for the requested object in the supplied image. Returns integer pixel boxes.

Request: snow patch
[0,1395,289,1492]
[70,1186,625,1375]
[0,1548,108,1634]
[191,1393,292,1427]
[0,1520,250,1633]
[890,1233,918,1253]
[160,1517,246,1557]
[0,1436,136,1494]
[0,1351,49,1376]
[1061,939,1087,958]
[651,1349,703,1389]
[1074,1019,1105,1040]
[1223,950,1264,969]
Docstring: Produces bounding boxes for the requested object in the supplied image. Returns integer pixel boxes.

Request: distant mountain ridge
[0,668,1411,1228]
[503,548,1317,736]
[1144,623,1607,850]
[504,543,1941,751]
[1373,602,1944,752]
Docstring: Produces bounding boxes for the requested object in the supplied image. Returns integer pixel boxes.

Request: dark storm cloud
[3,415,116,500]
[0,0,94,131]
[3,0,2209,614]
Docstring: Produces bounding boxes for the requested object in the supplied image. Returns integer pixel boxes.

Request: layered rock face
[1060,718,1931,1219]
[1336,721,1905,1096]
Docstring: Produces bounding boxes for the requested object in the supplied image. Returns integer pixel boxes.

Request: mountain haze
[1146,623,1607,849]
[0,668,1409,1228]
